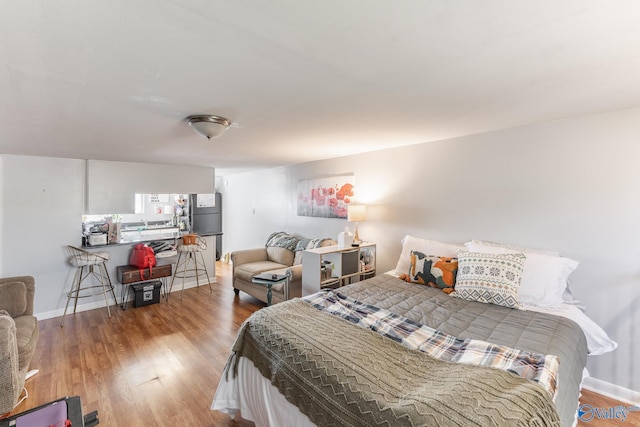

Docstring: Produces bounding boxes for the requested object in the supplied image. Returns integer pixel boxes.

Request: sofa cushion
[0,282,27,318]
[267,247,294,266]
[235,261,290,283]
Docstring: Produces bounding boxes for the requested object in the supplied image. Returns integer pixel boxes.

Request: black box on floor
[131,280,162,307]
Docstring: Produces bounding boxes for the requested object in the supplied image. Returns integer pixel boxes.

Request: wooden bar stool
[60,245,118,326]
[167,237,212,301]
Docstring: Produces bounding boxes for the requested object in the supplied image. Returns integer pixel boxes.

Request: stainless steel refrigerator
[190,193,222,260]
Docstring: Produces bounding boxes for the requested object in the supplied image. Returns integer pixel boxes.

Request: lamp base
[353,223,362,245]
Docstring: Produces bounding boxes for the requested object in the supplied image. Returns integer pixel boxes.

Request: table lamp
[347,204,367,245]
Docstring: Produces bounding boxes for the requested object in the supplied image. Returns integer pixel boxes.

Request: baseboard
[582,376,640,405]
[36,278,216,321]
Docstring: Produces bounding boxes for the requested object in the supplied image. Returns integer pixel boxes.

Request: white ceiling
[1,1,640,176]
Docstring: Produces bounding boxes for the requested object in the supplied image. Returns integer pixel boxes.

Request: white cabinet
[302,243,376,296]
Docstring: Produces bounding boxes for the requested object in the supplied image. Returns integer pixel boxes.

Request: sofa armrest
[231,248,269,267]
[0,276,35,317]
[288,264,302,282]
[0,312,21,415]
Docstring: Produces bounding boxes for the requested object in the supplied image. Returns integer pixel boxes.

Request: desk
[116,264,172,308]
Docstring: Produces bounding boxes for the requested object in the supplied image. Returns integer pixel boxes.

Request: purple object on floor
[16,400,67,427]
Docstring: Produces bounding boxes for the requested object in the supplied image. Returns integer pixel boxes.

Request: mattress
[213,273,588,426]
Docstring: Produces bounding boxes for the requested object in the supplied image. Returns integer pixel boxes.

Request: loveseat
[0,276,39,416]
[232,232,335,305]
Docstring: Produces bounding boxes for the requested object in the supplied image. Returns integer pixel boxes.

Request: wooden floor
[14,261,261,426]
[579,389,640,427]
[10,261,639,426]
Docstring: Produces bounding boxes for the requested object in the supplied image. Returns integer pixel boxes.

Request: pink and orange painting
[297,175,355,218]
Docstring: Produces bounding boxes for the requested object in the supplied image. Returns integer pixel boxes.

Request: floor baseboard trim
[36,278,216,320]
[583,376,640,405]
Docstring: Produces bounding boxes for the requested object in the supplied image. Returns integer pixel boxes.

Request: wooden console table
[116,264,172,309]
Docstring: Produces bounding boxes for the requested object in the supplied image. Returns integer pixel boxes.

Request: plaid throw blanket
[304,290,559,400]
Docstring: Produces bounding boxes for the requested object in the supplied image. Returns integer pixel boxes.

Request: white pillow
[394,235,464,276]
[466,239,560,257]
[466,241,578,307]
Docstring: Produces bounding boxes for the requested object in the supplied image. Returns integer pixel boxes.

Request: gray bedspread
[226,274,587,426]
[231,300,560,426]
[338,274,588,426]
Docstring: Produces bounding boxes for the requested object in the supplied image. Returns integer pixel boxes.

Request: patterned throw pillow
[293,238,333,265]
[452,251,526,309]
[405,251,458,292]
[265,231,300,251]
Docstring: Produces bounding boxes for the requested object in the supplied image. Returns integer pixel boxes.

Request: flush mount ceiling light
[186,115,232,140]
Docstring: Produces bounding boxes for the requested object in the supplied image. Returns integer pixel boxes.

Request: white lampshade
[347,204,366,222]
[186,115,231,140]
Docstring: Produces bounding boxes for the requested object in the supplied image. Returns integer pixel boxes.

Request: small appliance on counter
[87,233,108,246]
[82,221,110,246]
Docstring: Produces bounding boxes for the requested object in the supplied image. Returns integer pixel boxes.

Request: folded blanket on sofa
[265,231,300,251]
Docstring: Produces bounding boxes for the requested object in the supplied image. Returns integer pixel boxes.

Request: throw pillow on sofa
[266,232,300,251]
[293,238,335,265]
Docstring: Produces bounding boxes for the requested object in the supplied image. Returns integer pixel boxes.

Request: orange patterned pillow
[402,251,458,292]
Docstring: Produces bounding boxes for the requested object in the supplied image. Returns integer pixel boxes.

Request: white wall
[0,155,217,318]
[0,157,3,275]
[218,168,290,251]
[85,160,215,214]
[220,106,640,393]
[1,155,86,315]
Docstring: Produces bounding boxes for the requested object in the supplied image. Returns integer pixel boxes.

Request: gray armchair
[0,276,38,416]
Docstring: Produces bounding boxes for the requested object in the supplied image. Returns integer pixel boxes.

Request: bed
[212,236,617,426]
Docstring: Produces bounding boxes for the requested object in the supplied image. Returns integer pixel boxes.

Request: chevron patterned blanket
[225,296,560,426]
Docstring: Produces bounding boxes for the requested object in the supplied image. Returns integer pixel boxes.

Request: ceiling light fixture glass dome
[186,115,232,140]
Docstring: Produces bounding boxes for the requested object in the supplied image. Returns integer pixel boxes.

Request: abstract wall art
[297,174,355,218]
